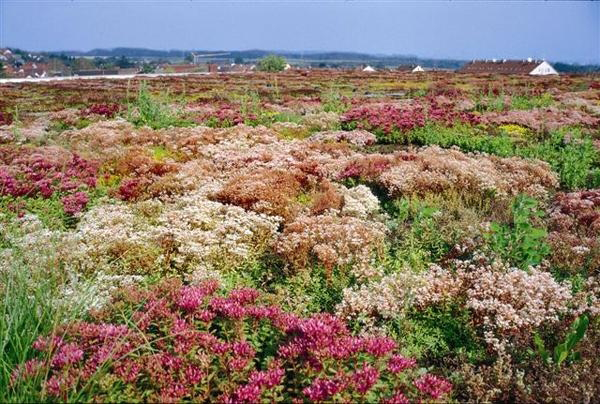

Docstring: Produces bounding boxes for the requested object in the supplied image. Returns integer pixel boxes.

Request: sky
[1,0,598,64]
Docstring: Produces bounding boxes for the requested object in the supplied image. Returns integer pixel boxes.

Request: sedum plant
[486,194,550,270]
[9,278,452,403]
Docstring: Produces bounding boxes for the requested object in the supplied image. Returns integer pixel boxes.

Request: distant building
[362,65,376,72]
[156,64,202,74]
[191,52,231,66]
[118,67,141,75]
[459,59,558,75]
[218,63,252,73]
[73,69,119,76]
[17,62,49,78]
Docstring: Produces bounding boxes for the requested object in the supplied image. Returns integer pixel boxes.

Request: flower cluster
[341,98,480,136]
[11,278,451,402]
[68,192,281,275]
[547,190,600,276]
[340,253,574,353]
[212,168,305,220]
[80,103,121,118]
[340,146,558,200]
[309,129,377,147]
[0,146,98,214]
[342,103,426,134]
[199,103,254,127]
[337,271,423,321]
[275,214,386,279]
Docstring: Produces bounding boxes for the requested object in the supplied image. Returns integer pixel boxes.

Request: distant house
[19,62,49,78]
[219,63,252,73]
[73,69,119,76]
[192,52,231,65]
[156,64,201,74]
[362,65,376,72]
[398,64,424,73]
[459,59,558,75]
[118,67,141,75]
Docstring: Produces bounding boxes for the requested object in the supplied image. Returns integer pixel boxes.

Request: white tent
[529,61,558,76]
[362,65,376,72]
[411,65,425,73]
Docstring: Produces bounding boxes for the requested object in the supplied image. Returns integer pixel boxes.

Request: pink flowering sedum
[10,278,449,402]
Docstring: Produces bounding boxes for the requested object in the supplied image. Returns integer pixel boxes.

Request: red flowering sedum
[0,146,98,214]
[11,278,451,402]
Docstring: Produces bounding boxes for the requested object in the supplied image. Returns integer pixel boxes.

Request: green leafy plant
[486,194,550,270]
[510,93,554,110]
[534,315,589,368]
[127,82,192,129]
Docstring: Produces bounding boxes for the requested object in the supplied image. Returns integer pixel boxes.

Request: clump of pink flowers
[199,103,256,127]
[341,98,480,137]
[80,103,121,118]
[0,146,98,214]
[11,278,452,402]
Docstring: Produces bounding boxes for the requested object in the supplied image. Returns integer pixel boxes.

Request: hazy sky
[1,0,598,63]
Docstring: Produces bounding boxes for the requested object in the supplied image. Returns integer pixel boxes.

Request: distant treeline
[10,47,600,72]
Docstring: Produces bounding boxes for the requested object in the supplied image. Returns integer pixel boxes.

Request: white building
[528,60,559,76]
[362,65,376,72]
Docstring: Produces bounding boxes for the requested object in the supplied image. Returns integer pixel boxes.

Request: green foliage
[385,194,488,270]
[127,82,193,129]
[387,198,445,269]
[321,88,349,113]
[474,92,554,112]
[257,55,287,72]
[486,195,550,270]
[140,63,155,74]
[272,266,353,315]
[521,130,598,190]
[389,304,486,363]
[510,93,554,110]
[534,315,589,368]
[0,249,88,402]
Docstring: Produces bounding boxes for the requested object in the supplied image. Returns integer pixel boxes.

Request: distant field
[1,71,599,402]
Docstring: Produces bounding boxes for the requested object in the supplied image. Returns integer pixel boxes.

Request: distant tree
[258,55,286,72]
[0,61,6,78]
[72,58,95,71]
[93,57,106,68]
[184,53,193,63]
[116,56,134,68]
[47,58,68,75]
[234,56,244,64]
[140,63,155,74]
